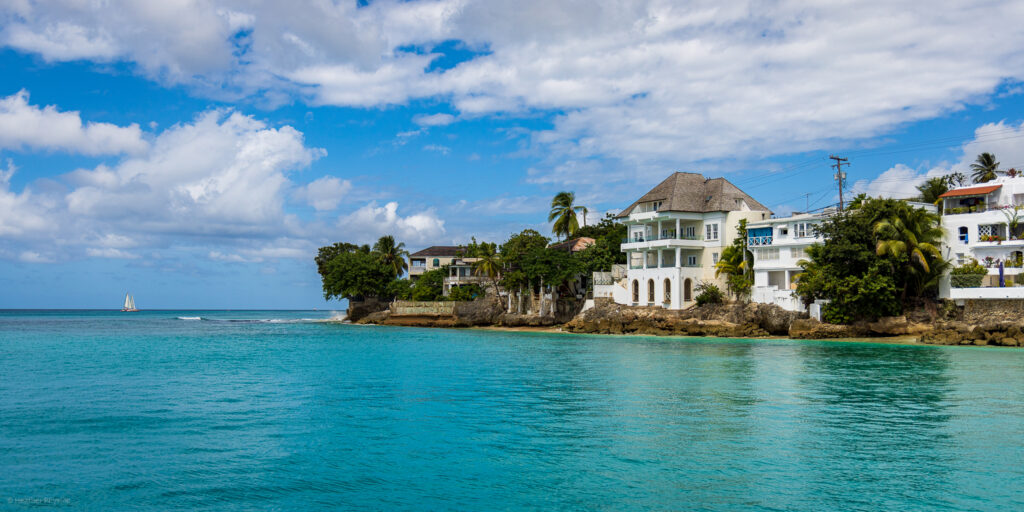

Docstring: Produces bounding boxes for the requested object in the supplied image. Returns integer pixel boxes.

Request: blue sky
[2,1,1024,309]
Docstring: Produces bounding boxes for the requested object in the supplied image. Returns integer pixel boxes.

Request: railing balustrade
[747,235,773,246]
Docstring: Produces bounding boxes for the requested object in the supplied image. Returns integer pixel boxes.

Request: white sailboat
[122,292,138,312]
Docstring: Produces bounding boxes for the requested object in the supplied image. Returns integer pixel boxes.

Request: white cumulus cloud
[0,90,148,155]
[297,175,352,211]
[6,0,1024,181]
[851,122,1024,199]
[341,201,446,244]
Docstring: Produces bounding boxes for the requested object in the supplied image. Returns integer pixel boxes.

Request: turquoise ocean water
[1,309,1023,510]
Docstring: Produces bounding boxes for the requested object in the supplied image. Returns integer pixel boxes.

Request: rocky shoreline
[349,297,1024,348]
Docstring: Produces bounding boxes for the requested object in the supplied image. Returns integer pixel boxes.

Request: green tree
[373,235,409,278]
[944,172,967,188]
[384,278,413,300]
[971,152,1000,183]
[318,249,393,301]
[575,215,627,275]
[714,244,748,299]
[915,177,949,205]
[448,284,483,301]
[411,268,446,301]
[315,242,369,275]
[794,198,935,322]
[471,241,504,303]
[548,191,586,240]
[714,219,753,300]
[873,205,944,300]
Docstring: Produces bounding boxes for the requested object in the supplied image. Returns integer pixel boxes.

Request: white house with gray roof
[597,172,772,309]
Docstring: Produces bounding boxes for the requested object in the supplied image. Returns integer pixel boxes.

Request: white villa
[938,176,1024,300]
[747,210,833,312]
[596,172,772,309]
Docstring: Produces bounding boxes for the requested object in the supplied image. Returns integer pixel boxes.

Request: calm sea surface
[1,310,1023,511]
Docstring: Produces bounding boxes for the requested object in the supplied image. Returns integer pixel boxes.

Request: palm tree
[471,243,504,305]
[874,206,945,299]
[916,177,949,205]
[373,235,408,278]
[971,152,1000,183]
[547,191,588,240]
[714,245,749,300]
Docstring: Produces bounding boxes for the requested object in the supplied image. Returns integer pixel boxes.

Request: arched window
[632,280,639,303]
[684,278,692,302]
[433,258,440,266]
[647,279,655,303]
[958,227,968,243]
[664,278,671,303]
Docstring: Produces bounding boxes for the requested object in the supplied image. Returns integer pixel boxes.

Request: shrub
[384,278,413,300]
[950,259,987,288]
[447,284,483,302]
[694,281,724,306]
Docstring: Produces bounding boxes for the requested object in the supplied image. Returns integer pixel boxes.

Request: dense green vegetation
[316,194,627,305]
[714,219,753,300]
[795,198,947,323]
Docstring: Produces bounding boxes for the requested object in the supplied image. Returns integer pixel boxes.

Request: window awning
[939,184,1001,198]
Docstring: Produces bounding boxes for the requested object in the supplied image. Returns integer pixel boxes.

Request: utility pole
[805,193,811,212]
[830,155,849,211]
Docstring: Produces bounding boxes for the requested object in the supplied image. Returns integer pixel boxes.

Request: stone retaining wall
[390,301,456,316]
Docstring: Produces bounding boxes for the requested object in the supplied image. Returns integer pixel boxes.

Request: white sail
[129,295,136,310]
[123,293,131,309]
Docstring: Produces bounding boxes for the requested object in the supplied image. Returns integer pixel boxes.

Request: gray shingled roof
[614,172,771,217]
[409,246,463,258]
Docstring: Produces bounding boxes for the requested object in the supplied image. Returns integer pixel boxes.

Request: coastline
[347,299,1024,348]
[469,324,928,345]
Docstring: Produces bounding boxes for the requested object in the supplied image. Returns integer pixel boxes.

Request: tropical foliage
[796,198,947,323]
[971,152,1000,183]
[915,177,949,205]
[714,219,753,300]
[469,240,503,302]
[373,235,409,278]
[873,206,945,299]
[317,236,412,301]
[548,191,588,240]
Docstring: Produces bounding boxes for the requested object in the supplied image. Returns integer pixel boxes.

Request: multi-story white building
[747,211,832,311]
[938,176,1024,299]
[605,172,772,309]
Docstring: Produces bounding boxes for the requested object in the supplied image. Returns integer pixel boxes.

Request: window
[687,255,697,266]
[958,227,968,243]
[432,258,440,267]
[647,279,655,303]
[790,247,808,259]
[780,227,788,235]
[664,278,671,303]
[632,280,639,303]
[956,253,965,265]
[712,252,719,264]
[794,222,810,238]
[705,223,719,241]
[755,248,780,260]
[684,226,696,238]
[626,250,643,268]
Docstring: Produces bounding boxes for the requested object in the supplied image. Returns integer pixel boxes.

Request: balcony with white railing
[747,235,773,246]
[621,232,704,251]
